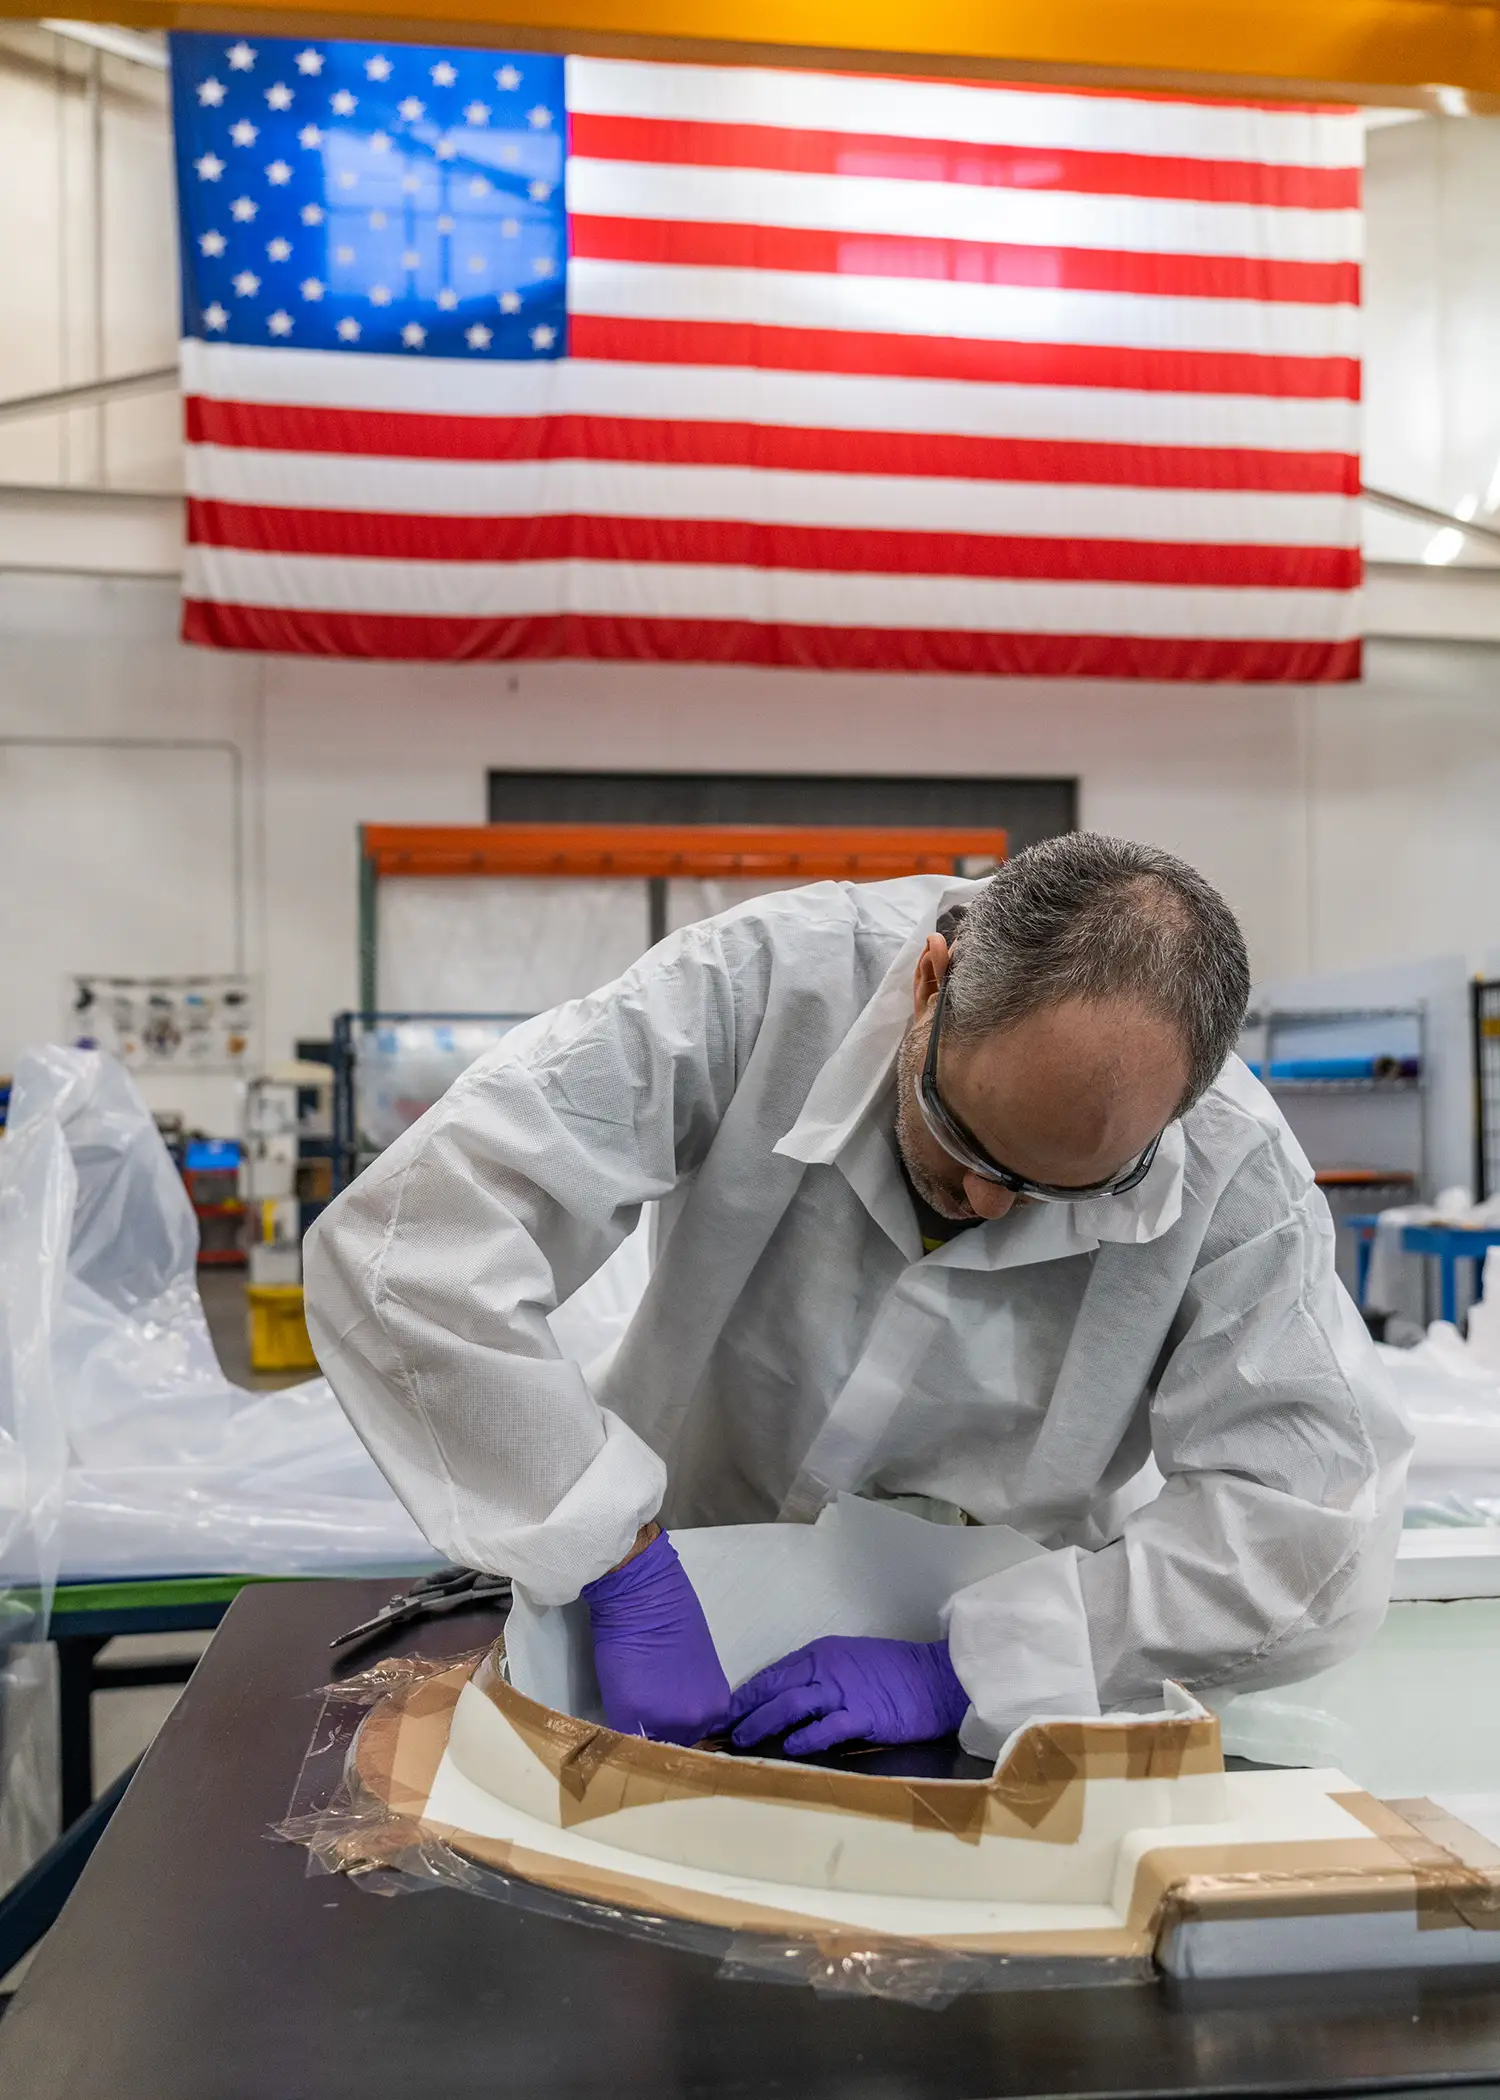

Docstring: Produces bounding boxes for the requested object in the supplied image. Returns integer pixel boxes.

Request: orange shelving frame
[358,819,1006,1004]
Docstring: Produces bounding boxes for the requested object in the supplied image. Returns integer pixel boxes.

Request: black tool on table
[330,1565,512,1650]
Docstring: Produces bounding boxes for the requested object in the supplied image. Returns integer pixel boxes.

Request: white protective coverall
[304,874,1412,1756]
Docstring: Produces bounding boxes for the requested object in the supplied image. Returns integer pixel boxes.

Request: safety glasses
[916,973,1165,1204]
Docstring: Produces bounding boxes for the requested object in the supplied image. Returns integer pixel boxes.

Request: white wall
[4,45,1500,1131]
[2,569,1500,1131]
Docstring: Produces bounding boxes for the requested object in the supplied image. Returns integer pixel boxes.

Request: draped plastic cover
[0,1045,649,1892]
[0,1048,442,1890]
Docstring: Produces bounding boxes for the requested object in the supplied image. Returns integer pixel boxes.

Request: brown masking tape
[346,1662,1159,1959]
[474,1644,1223,1848]
[1337,1794,1500,1935]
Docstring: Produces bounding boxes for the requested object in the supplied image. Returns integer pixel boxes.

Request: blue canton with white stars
[169,32,566,360]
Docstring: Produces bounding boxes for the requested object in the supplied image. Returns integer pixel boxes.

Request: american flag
[170,33,1363,680]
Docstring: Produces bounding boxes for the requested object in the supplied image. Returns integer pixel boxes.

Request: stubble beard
[894,1018,976,1222]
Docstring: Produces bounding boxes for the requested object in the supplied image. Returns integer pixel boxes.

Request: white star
[227,40,255,69]
[233,269,260,295]
[369,209,387,229]
[265,81,293,109]
[330,88,356,114]
[436,213,455,233]
[266,236,292,261]
[335,245,355,264]
[401,172,422,193]
[369,283,392,305]
[267,309,293,335]
[300,277,325,299]
[499,289,521,312]
[398,96,425,120]
[499,140,521,165]
[532,255,554,276]
[436,286,458,309]
[530,322,556,349]
[495,64,521,90]
[401,321,426,347]
[196,77,226,106]
[266,160,291,185]
[301,202,325,225]
[295,47,323,74]
[203,301,228,330]
[528,180,551,203]
[230,118,258,145]
[195,152,224,181]
[337,316,361,340]
[298,124,323,148]
[467,176,488,197]
[365,54,392,79]
[430,60,457,85]
[464,100,490,125]
[466,254,484,273]
[199,229,226,256]
[500,217,519,238]
[466,322,492,347]
[401,247,420,268]
[526,104,552,128]
[435,137,456,160]
[230,195,257,221]
[335,170,357,189]
[369,131,390,154]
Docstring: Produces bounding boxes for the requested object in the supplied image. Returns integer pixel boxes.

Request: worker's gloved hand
[583,1530,731,1746]
[728,1636,969,1755]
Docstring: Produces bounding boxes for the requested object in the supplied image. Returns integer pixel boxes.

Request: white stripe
[570,258,1359,358]
[565,59,1364,172]
[567,159,1363,265]
[185,545,1358,638]
[186,445,1356,546]
[179,343,1361,455]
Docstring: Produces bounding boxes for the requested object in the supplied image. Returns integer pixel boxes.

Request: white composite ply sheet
[503,1493,1046,1724]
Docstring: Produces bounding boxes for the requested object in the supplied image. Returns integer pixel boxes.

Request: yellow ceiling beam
[13,0,1500,105]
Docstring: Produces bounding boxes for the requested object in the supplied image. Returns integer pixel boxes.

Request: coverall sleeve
[944,1153,1413,1758]
[303,921,746,1604]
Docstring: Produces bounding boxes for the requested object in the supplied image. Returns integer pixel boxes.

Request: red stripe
[569,113,1361,211]
[184,398,1357,495]
[186,500,1360,587]
[570,314,1361,400]
[571,214,1359,307]
[181,599,1361,682]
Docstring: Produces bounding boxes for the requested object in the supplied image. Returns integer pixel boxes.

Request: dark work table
[7,1580,1500,2100]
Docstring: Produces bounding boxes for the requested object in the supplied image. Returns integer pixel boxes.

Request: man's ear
[911,932,950,1019]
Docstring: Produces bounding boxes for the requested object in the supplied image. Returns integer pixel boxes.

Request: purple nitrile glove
[728,1636,969,1755]
[583,1530,731,1746]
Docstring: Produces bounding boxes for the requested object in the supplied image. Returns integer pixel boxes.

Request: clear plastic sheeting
[377,876,650,1014]
[0,1045,437,1584]
[0,1045,75,1889]
[1382,1326,1500,1526]
[353,1019,527,1155]
[275,1650,1153,2007]
[1213,1597,1500,1801]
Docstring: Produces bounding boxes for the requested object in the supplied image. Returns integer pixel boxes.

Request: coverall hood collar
[772,905,1186,1263]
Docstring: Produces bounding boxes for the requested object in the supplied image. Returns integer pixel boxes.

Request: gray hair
[943,833,1250,1115]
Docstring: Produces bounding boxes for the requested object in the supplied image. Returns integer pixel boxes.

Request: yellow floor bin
[247,1283,319,1373]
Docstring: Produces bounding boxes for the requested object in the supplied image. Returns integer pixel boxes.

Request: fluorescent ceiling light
[39,19,167,68]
